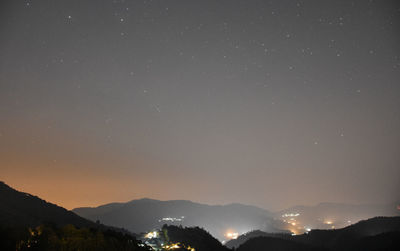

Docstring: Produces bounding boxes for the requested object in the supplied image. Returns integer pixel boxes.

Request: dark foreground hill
[295,216,400,250]
[162,225,230,251]
[237,236,327,251]
[225,230,290,249]
[236,216,400,251]
[0,181,94,228]
[0,181,149,251]
[73,199,283,240]
[0,224,151,251]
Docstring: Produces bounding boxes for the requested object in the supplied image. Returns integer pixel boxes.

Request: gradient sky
[1,0,399,211]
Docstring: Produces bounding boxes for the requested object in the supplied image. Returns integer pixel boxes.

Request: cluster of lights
[282,213,301,232]
[158,216,185,222]
[284,214,359,235]
[143,230,196,250]
[163,243,180,249]
[162,243,195,251]
[281,213,300,218]
[282,213,317,235]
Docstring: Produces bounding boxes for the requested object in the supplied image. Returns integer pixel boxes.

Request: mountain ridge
[73,198,279,241]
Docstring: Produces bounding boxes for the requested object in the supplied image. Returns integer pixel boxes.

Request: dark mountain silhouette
[276,202,400,230]
[347,231,400,251]
[236,216,400,251]
[0,181,94,228]
[0,223,151,251]
[0,181,150,250]
[2,181,399,250]
[294,216,400,250]
[162,225,230,251]
[237,236,327,251]
[73,199,284,240]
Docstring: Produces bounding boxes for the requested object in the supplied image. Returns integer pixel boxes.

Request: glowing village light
[170,243,180,249]
[145,231,158,239]
[164,243,181,250]
[225,231,239,240]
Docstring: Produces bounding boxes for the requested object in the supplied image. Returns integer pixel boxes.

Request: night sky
[1,0,399,211]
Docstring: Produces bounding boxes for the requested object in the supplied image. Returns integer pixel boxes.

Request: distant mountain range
[73,199,286,241]
[73,198,400,241]
[274,202,400,231]
[235,216,400,251]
